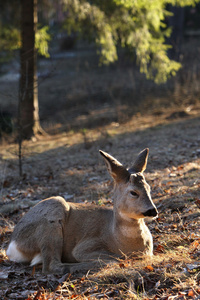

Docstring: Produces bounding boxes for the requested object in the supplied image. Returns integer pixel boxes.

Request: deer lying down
[7,148,158,274]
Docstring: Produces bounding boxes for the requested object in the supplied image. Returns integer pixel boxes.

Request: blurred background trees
[0,0,200,140]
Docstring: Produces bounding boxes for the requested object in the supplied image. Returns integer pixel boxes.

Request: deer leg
[73,238,118,261]
[38,225,106,274]
[38,225,118,274]
[36,219,69,274]
[67,239,119,273]
[68,260,108,274]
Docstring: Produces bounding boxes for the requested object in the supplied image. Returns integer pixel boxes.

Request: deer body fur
[7,149,158,274]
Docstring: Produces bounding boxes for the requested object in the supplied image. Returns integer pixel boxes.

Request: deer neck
[113,210,146,239]
[111,209,152,255]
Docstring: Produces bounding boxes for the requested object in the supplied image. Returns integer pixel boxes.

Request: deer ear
[128,148,149,173]
[99,150,130,183]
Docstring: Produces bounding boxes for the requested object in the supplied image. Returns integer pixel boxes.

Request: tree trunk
[19,0,42,140]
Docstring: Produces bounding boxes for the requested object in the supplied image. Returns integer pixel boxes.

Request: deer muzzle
[143,208,158,218]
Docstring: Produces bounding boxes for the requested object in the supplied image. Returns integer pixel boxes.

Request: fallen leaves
[187,289,195,297]
[189,240,200,251]
[0,112,200,299]
[145,265,154,272]
[195,198,200,208]
[155,244,165,253]
[186,262,200,272]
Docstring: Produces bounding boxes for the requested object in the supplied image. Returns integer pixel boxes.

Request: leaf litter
[0,107,200,299]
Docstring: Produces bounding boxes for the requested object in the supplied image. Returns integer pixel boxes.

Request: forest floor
[0,39,200,299]
[0,105,199,300]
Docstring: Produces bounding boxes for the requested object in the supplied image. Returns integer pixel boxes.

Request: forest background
[0,0,200,299]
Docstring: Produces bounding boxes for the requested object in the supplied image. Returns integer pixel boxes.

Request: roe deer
[6,148,158,274]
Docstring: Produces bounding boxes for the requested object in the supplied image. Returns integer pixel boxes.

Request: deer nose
[143,208,158,218]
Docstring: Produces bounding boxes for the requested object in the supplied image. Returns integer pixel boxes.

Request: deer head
[99,148,158,220]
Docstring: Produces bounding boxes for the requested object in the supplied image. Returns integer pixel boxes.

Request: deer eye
[130,191,138,197]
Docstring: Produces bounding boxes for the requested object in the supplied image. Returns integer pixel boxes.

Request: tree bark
[19,0,42,140]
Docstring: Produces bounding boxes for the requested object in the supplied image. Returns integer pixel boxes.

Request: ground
[0,40,200,299]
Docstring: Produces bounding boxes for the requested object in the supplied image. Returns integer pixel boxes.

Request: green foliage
[35,26,51,58]
[62,1,117,64]
[0,1,50,63]
[0,1,20,63]
[0,26,20,63]
[62,0,199,83]
[0,24,51,63]
[0,26,20,51]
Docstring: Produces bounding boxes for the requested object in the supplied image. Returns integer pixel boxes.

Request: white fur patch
[6,241,29,263]
[118,211,132,222]
[119,225,136,238]
[30,253,42,266]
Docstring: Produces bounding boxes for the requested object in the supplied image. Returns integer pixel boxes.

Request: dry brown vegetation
[0,38,200,299]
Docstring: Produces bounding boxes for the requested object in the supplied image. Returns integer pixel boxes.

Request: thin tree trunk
[19,0,42,140]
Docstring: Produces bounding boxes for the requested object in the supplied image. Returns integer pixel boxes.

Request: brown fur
[7,149,158,274]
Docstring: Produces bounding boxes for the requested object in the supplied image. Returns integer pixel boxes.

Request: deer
[6,148,158,274]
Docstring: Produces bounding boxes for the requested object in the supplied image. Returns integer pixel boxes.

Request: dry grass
[0,109,199,299]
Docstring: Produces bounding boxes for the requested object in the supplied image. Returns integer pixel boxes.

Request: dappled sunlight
[0,108,199,299]
[0,110,199,201]
[0,104,200,158]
